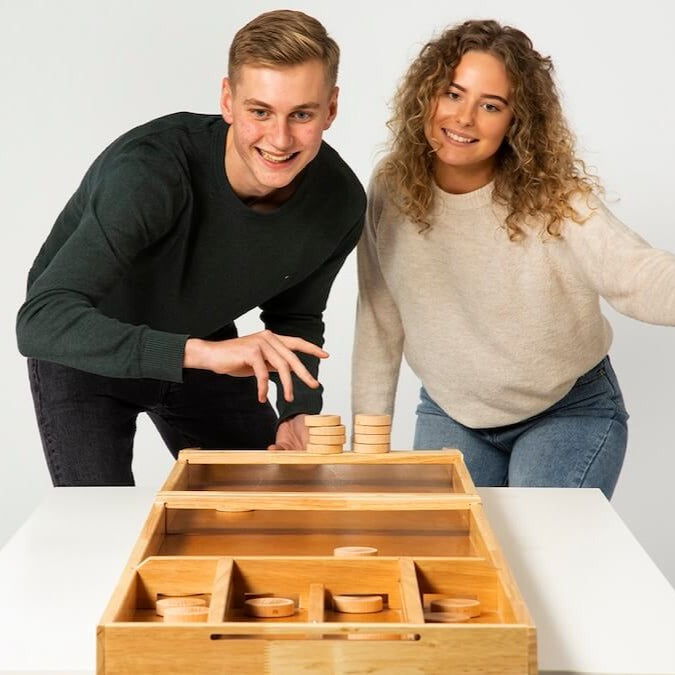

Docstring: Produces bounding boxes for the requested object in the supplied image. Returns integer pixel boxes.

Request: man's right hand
[183,331,328,403]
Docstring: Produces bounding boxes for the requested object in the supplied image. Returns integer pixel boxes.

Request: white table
[0,487,673,674]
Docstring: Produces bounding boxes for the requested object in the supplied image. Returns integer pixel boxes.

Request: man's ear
[323,86,339,131]
[220,77,234,124]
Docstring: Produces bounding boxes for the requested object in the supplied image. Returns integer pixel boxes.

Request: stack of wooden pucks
[305,414,345,454]
[423,597,481,623]
[156,594,209,623]
[352,414,391,454]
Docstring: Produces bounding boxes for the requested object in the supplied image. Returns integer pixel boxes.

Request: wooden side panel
[101,624,531,675]
[307,583,325,624]
[178,449,465,467]
[158,491,479,511]
[470,505,535,627]
[398,559,424,624]
[158,458,190,492]
[99,503,166,623]
[447,449,478,494]
[208,558,234,623]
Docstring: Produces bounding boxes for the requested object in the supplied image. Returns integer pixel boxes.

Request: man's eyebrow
[243,98,322,110]
[449,82,509,106]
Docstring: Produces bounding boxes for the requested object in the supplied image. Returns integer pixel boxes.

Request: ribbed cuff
[274,376,324,423]
[141,330,190,382]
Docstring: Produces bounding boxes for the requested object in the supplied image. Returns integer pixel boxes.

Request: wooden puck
[353,434,390,444]
[429,598,481,617]
[162,605,209,623]
[309,424,346,436]
[306,443,344,454]
[156,596,208,617]
[308,434,346,445]
[424,610,472,623]
[333,546,378,557]
[352,443,390,454]
[305,415,341,427]
[244,597,295,618]
[309,424,347,436]
[354,414,391,426]
[353,424,392,435]
[333,595,383,614]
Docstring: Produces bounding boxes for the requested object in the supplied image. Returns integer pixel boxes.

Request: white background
[1,0,674,586]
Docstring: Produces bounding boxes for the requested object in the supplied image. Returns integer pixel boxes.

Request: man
[16,10,365,486]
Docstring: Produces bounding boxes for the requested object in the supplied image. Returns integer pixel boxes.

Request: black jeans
[28,359,277,486]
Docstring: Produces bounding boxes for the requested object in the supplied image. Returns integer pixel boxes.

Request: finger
[262,334,320,390]
[277,335,329,358]
[259,344,295,402]
[249,351,270,403]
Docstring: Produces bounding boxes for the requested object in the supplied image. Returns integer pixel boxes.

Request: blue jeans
[28,359,277,486]
[413,356,629,499]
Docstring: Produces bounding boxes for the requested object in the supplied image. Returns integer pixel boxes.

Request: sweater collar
[433,180,494,211]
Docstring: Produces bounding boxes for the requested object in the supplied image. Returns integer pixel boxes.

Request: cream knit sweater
[351,176,675,428]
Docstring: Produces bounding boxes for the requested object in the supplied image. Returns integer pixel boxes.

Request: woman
[351,19,675,498]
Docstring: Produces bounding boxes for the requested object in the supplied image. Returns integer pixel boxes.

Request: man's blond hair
[228,10,339,88]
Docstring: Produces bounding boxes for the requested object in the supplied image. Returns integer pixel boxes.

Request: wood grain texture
[98,449,536,673]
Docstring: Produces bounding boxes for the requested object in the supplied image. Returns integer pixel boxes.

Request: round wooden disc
[424,610,472,623]
[353,424,392,435]
[333,595,383,614]
[157,591,209,598]
[309,424,346,436]
[306,443,344,454]
[308,434,346,445]
[353,434,391,445]
[354,414,391,426]
[352,443,390,454]
[156,596,208,617]
[429,597,481,617]
[244,597,295,618]
[305,415,341,427]
[162,605,209,623]
[333,546,378,557]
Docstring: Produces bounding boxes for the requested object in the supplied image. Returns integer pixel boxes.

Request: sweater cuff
[274,374,324,422]
[141,329,189,382]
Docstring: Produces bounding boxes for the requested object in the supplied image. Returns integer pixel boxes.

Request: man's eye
[251,109,269,119]
[293,111,312,121]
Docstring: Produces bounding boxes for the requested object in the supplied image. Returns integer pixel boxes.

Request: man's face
[220,60,338,199]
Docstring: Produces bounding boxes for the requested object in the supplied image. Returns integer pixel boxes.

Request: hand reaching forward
[268,414,309,452]
[183,331,328,402]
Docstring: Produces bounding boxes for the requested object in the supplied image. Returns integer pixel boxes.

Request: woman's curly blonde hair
[381,19,600,238]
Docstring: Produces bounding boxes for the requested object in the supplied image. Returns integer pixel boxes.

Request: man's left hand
[268,414,308,451]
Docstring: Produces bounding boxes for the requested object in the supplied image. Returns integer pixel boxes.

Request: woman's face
[425,50,514,194]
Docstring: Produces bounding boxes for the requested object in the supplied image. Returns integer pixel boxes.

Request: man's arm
[16,151,190,381]
[261,214,365,448]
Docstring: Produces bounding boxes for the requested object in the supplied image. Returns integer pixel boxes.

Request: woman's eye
[483,103,500,113]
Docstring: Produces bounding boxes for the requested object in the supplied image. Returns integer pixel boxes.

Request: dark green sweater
[17,112,366,420]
